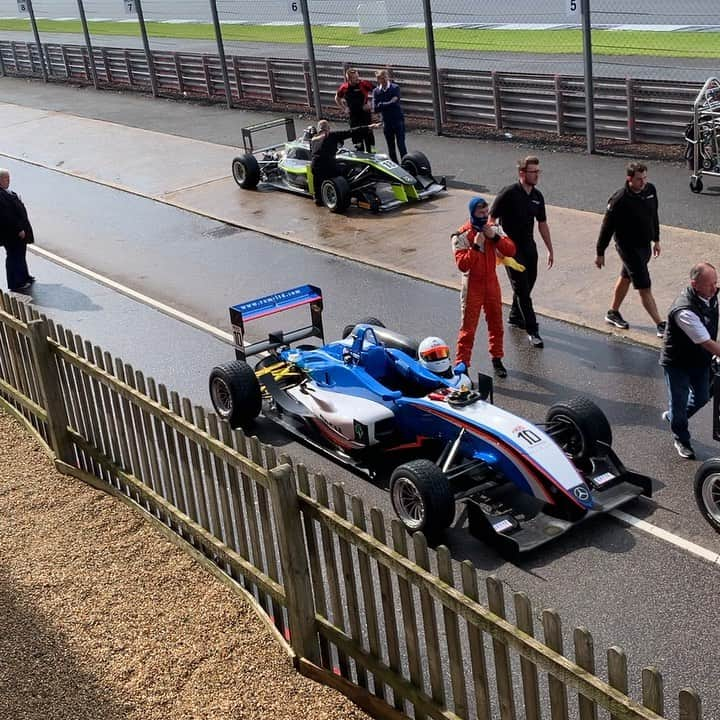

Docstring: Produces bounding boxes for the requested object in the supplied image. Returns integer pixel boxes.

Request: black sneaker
[656,321,667,338]
[674,440,695,459]
[528,333,544,348]
[492,357,507,378]
[605,309,629,329]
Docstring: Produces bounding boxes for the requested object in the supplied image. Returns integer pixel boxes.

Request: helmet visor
[420,344,450,363]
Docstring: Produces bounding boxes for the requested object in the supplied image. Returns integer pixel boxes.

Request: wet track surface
[6,155,720,711]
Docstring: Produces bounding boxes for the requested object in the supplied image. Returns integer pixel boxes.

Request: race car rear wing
[229,284,324,360]
[241,117,296,154]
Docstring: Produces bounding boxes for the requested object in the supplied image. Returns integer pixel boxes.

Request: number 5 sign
[566,0,580,18]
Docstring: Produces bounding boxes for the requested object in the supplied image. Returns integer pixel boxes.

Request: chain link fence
[0,0,718,147]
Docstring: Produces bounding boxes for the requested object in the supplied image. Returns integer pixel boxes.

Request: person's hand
[482,224,498,241]
[595,254,605,269]
[370,122,383,129]
[18,230,25,240]
[653,241,661,258]
[547,249,554,269]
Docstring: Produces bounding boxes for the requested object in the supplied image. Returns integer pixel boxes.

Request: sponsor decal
[573,485,590,502]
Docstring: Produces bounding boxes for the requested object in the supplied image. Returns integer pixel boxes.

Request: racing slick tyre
[401,151,432,179]
[390,459,455,538]
[321,176,352,213]
[690,176,703,194]
[694,459,720,533]
[209,360,262,431]
[545,396,612,462]
[341,317,385,339]
[232,154,261,189]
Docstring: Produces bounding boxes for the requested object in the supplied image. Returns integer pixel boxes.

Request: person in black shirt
[334,68,376,152]
[0,168,35,292]
[490,156,554,349]
[595,161,665,338]
[309,119,381,205]
[659,262,720,459]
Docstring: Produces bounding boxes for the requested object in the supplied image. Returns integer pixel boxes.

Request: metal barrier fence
[0,289,706,719]
[0,39,700,145]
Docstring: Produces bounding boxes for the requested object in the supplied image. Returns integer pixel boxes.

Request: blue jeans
[663,365,711,444]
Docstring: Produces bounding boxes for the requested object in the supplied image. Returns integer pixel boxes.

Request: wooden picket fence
[0,289,704,720]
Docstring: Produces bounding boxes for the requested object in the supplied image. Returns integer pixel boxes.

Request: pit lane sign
[124,0,135,14]
[566,0,580,18]
[17,1,28,13]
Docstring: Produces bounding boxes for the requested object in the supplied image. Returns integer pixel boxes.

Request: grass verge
[0,19,718,58]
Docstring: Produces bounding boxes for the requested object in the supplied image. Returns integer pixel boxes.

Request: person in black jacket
[595,162,665,337]
[0,169,35,292]
[309,119,381,206]
[660,262,720,459]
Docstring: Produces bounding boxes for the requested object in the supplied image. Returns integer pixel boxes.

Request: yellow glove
[497,255,526,272]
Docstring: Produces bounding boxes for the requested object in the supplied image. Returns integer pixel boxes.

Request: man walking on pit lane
[595,161,666,338]
[660,262,720,460]
[490,156,554,349]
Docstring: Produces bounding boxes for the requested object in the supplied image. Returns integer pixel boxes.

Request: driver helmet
[302,125,317,142]
[418,336,451,375]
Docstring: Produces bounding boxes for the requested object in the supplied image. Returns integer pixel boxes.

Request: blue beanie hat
[469,196,489,230]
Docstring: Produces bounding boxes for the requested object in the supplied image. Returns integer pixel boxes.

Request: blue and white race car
[208,285,653,553]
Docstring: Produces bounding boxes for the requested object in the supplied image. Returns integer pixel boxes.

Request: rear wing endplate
[241,117,296,154]
[229,284,324,360]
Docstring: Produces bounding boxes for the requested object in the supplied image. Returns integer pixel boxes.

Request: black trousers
[311,160,339,202]
[506,246,539,334]
[5,241,30,290]
[349,112,374,152]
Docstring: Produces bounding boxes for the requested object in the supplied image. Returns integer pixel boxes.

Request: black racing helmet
[302,125,317,141]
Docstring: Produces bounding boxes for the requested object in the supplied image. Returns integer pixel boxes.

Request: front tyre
[341,316,385,339]
[545,396,612,462]
[694,459,720,533]
[209,360,262,430]
[401,150,432,179]
[390,459,455,537]
[232,154,261,189]
[321,176,352,213]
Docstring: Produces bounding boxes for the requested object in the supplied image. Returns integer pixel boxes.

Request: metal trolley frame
[686,76,720,194]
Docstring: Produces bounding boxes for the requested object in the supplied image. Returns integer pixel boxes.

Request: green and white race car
[231,118,446,213]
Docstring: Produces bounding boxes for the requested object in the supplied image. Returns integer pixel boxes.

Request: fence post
[626,77,636,143]
[267,463,320,665]
[421,0,442,135]
[641,666,664,716]
[27,319,74,465]
[580,0,596,153]
[25,0,48,82]
[491,71,503,129]
[134,0,159,97]
[298,0,322,119]
[76,0,99,89]
[0,42,6,76]
[679,687,702,720]
[208,0,233,109]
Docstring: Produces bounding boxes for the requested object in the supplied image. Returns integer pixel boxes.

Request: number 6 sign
[17,0,28,12]
[124,0,135,14]
[289,1,298,11]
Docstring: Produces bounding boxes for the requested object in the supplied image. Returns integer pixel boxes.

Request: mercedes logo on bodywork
[573,485,590,502]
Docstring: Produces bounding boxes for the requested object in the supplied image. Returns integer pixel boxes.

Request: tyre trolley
[685,76,720,194]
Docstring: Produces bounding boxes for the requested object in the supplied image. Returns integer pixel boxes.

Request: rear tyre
[690,176,703,194]
[321,176,352,213]
[694,459,720,533]
[401,150,432,178]
[342,317,385,339]
[232,154,261,189]
[390,459,455,537]
[545,396,612,462]
[209,360,262,430]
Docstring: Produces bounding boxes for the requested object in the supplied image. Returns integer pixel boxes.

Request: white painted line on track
[29,233,720,569]
[611,509,720,566]
[30,245,234,345]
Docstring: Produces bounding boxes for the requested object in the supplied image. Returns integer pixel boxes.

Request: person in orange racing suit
[452,196,516,379]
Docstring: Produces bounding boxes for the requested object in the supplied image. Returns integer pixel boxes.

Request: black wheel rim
[210,376,232,418]
[701,472,720,524]
[233,161,246,185]
[549,414,585,458]
[323,184,338,209]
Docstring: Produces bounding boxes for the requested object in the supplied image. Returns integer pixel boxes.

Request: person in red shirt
[334,68,376,152]
[452,197,516,378]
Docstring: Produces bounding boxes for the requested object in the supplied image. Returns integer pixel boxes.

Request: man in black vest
[660,262,720,459]
[0,168,35,292]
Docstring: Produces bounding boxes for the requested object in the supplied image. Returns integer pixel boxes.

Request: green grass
[0,18,718,58]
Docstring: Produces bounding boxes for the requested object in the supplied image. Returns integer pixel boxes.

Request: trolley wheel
[690,176,703,194]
